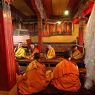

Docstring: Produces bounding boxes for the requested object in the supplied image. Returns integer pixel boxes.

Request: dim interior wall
[31,24,79,43]
[31,36,38,42]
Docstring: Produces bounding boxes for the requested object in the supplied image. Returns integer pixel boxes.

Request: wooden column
[0,1,16,95]
[38,18,43,52]
[79,17,87,46]
[79,17,87,52]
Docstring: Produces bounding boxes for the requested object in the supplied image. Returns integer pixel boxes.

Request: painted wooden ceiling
[11,0,89,21]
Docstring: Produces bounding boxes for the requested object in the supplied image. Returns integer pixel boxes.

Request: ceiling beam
[31,0,46,19]
[74,0,89,18]
[24,0,37,17]
[41,0,52,18]
[12,0,33,16]
[67,0,80,18]
[10,5,26,19]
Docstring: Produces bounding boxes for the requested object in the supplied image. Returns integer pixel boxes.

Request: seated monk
[15,42,26,58]
[30,44,40,60]
[52,51,81,92]
[46,45,56,59]
[17,53,52,94]
[71,45,83,60]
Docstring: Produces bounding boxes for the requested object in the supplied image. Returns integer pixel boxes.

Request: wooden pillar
[38,18,43,52]
[0,1,16,95]
[79,26,84,46]
[79,17,87,46]
[79,17,87,52]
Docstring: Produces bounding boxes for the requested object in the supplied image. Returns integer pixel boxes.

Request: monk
[30,44,40,60]
[15,42,26,58]
[52,51,81,92]
[17,53,52,94]
[71,45,83,60]
[46,45,56,59]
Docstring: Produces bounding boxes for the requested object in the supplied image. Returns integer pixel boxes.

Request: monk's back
[52,58,81,92]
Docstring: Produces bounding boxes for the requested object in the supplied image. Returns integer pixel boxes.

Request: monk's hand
[46,70,53,80]
[16,74,24,83]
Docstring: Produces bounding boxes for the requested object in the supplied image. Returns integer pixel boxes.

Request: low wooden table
[16,57,63,67]
[41,57,63,67]
[16,58,31,66]
[16,57,85,73]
